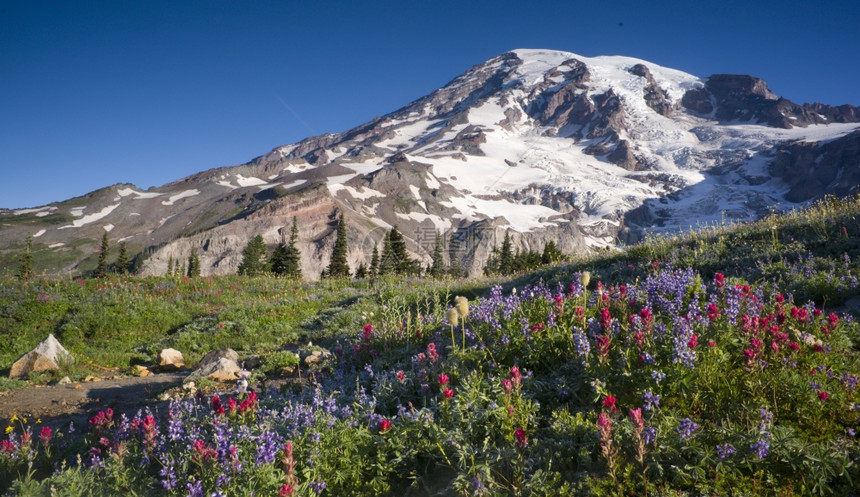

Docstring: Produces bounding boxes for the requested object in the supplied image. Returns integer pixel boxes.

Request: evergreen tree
[378,231,396,276]
[499,232,514,275]
[167,255,174,277]
[95,231,109,278]
[17,235,34,280]
[355,262,368,279]
[541,240,566,265]
[483,244,500,276]
[269,242,289,275]
[389,226,410,273]
[326,214,350,278]
[180,261,186,277]
[378,226,417,276]
[187,247,201,278]
[116,242,129,275]
[284,217,302,279]
[369,244,379,278]
[238,235,269,276]
[429,231,446,278]
[448,232,462,278]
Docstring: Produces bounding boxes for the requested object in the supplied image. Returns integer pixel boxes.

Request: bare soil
[0,372,188,431]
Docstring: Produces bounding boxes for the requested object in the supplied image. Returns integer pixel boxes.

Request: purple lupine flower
[750,439,770,459]
[255,430,284,464]
[309,481,327,495]
[642,391,660,411]
[186,479,203,497]
[676,418,698,440]
[716,443,735,460]
[642,426,657,445]
[159,463,177,489]
[750,408,773,459]
[572,327,590,361]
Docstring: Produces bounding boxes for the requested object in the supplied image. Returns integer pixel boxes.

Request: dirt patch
[0,372,188,431]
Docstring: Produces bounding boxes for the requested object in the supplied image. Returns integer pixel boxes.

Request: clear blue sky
[2,0,858,209]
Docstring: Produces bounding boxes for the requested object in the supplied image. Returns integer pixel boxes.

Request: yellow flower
[36,418,41,424]
[10,414,18,423]
[4,426,12,434]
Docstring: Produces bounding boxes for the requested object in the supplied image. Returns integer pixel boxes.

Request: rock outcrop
[9,334,72,379]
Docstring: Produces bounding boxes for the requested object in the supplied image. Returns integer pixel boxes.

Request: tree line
[14,215,568,281]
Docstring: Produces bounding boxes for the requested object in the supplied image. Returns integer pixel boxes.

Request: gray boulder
[9,334,72,379]
[188,349,241,381]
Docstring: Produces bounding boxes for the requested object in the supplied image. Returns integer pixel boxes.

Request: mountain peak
[4,50,860,278]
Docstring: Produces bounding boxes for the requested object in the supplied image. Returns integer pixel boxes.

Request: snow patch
[117,187,162,199]
[48,243,64,248]
[33,229,46,238]
[236,175,268,187]
[161,189,200,206]
[58,204,120,229]
[329,184,384,200]
[13,206,55,216]
[441,196,561,232]
[104,224,114,232]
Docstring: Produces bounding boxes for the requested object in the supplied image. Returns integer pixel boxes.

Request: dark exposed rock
[681,74,860,129]
[440,125,487,155]
[607,139,641,170]
[630,64,673,117]
[770,129,860,202]
[588,90,626,139]
[681,87,714,115]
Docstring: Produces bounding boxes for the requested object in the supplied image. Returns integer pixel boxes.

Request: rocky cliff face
[2,49,858,278]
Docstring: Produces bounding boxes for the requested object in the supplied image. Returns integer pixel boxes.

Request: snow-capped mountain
[2,49,859,277]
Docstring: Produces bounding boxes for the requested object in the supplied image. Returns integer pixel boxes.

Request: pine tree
[167,255,175,277]
[369,244,379,278]
[355,262,368,279]
[484,245,500,276]
[429,231,446,278]
[284,217,302,280]
[541,240,565,265]
[389,226,410,273]
[448,232,462,278]
[499,231,514,275]
[269,242,289,275]
[94,231,109,278]
[116,242,129,275]
[326,214,350,278]
[378,231,396,276]
[187,247,201,277]
[17,235,34,280]
[238,235,269,276]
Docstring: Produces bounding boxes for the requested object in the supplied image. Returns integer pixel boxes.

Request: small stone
[304,349,332,366]
[133,365,152,377]
[83,375,102,382]
[158,348,185,369]
[182,381,196,391]
[58,376,72,385]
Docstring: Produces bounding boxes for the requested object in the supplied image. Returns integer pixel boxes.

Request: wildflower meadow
[2,196,859,496]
